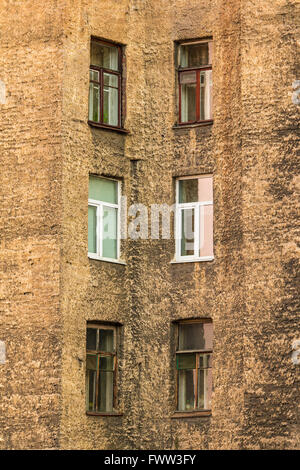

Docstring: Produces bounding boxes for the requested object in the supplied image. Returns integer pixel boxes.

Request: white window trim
[174,176,214,263]
[88,178,124,263]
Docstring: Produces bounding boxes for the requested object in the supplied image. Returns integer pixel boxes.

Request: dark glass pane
[180,43,209,67]
[99,329,114,352]
[86,354,97,370]
[86,369,96,411]
[86,329,97,350]
[97,371,114,412]
[177,353,196,370]
[99,355,114,371]
[178,179,198,203]
[178,369,196,411]
[178,322,213,350]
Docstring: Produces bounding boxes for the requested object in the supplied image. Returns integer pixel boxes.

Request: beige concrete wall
[0,0,298,449]
[0,0,64,449]
[59,0,299,450]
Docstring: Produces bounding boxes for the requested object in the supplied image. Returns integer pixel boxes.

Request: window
[177,40,212,125]
[176,320,213,412]
[89,38,122,128]
[175,175,214,262]
[86,324,117,413]
[88,175,120,261]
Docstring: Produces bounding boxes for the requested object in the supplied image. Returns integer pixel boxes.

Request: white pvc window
[175,175,214,262]
[88,176,121,262]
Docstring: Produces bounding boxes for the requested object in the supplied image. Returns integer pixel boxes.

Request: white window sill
[171,256,214,264]
[88,254,126,265]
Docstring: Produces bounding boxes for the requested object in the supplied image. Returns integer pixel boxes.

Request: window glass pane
[200,72,205,120]
[86,354,97,370]
[199,70,212,120]
[198,176,213,202]
[97,371,114,412]
[103,86,119,126]
[181,83,196,122]
[177,353,196,369]
[102,206,118,259]
[178,322,213,350]
[90,69,99,81]
[99,355,114,371]
[180,43,209,67]
[178,369,196,411]
[88,83,100,122]
[181,208,194,256]
[89,176,118,204]
[86,369,97,411]
[88,205,97,253]
[179,71,196,84]
[199,204,213,258]
[104,73,118,88]
[86,328,97,350]
[198,363,212,409]
[91,41,119,71]
[198,353,212,369]
[178,179,198,203]
[99,329,114,352]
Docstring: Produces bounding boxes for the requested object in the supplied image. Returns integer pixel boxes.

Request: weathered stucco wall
[0,0,64,449]
[240,0,299,449]
[0,0,299,450]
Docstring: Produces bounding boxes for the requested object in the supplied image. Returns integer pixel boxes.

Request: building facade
[0,0,299,450]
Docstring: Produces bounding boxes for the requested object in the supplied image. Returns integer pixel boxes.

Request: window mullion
[175,179,179,256]
[98,204,102,257]
[195,204,200,258]
[176,206,182,258]
[117,183,121,259]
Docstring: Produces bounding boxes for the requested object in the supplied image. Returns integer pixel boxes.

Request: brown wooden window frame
[177,40,213,126]
[86,323,119,416]
[88,38,124,131]
[175,319,213,415]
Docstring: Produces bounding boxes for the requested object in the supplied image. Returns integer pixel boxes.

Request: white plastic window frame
[88,178,124,264]
[174,175,214,263]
